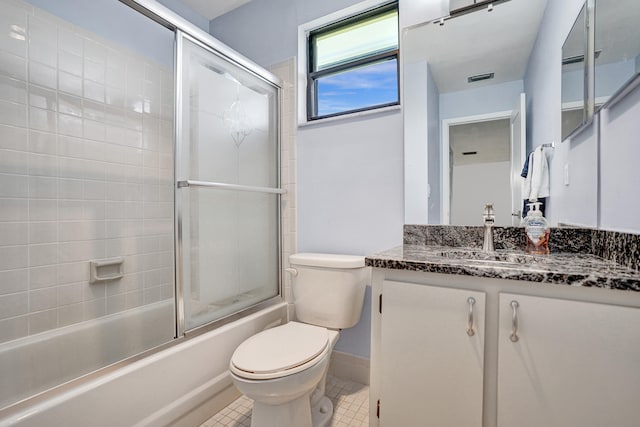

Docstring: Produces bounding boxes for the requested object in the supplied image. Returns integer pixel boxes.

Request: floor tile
[200,375,369,426]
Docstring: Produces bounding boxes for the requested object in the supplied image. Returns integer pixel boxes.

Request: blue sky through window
[317,59,398,116]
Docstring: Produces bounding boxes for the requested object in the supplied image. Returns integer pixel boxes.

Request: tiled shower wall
[269,58,297,315]
[0,0,174,344]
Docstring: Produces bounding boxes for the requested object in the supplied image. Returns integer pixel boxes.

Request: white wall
[524,0,599,227]
[440,80,524,120]
[451,161,511,226]
[427,65,441,223]
[297,113,403,358]
[599,85,640,232]
[563,59,637,104]
[404,60,429,223]
[404,61,440,225]
[210,0,405,359]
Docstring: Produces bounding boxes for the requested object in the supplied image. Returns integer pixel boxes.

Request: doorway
[449,118,512,225]
[441,93,526,226]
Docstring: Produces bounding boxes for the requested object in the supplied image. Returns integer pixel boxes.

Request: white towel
[522,146,549,201]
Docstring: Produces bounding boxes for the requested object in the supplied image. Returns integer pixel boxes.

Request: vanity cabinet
[370,272,640,427]
[379,280,485,426]
[497,293,640,427]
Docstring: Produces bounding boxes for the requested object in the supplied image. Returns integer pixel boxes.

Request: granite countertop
[366,244,640,292]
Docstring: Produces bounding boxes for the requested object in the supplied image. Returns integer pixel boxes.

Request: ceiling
[403,0,548,93]
[181,0,251,20]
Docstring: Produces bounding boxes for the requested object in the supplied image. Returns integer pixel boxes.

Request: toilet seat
[230,322,329,380]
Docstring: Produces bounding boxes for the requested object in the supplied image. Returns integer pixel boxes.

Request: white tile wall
[0,0,175,344]
[268,58,297,314]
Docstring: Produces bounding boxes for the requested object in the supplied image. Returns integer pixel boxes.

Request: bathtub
[0,302,287,427]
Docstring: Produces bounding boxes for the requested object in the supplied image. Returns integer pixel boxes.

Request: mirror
[561,3,588,140]
[594,0,640,111]
[403,0,548,226]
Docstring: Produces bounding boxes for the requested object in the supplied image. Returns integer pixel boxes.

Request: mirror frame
[561,0,595,142]
[564,0,640,140]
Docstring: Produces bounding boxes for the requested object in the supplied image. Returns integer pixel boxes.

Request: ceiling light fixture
[433,0,511,25]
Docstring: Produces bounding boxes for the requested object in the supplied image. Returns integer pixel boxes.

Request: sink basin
[437,249,546,264]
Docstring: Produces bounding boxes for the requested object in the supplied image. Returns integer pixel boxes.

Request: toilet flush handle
[285,268,298,277]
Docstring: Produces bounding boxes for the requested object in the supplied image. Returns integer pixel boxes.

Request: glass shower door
[177,33,282,332]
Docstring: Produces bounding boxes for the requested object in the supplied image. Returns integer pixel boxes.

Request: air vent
[562,50,602,65]
[467,73,494,83]
[462,151,478,156]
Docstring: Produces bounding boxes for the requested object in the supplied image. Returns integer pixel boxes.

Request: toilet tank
[289,253,369,329]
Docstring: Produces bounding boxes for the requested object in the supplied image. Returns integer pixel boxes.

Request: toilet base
[251,392,313,427]
[311,395,334,427]
[250,392,334,427]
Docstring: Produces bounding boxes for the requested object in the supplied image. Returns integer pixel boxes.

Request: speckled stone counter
[366,225,640,292]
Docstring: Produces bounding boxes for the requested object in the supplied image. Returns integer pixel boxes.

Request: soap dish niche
[90,257,124,283]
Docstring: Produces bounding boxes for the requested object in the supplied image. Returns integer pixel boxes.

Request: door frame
[441,110,514,225]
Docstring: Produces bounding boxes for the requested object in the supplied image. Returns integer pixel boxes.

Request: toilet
[229,253,369,427]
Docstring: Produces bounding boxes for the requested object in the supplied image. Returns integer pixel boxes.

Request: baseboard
[328,350,370,385]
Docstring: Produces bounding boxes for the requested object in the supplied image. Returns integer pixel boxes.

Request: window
[305,2,399,121]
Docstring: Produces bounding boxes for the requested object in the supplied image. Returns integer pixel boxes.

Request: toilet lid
[230,322,329,378]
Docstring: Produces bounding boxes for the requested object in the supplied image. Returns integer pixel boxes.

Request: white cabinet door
[380,280,485,426]
[498,293,640,427]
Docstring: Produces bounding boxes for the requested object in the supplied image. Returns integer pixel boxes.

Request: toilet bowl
[230,322,339,427]
[229,253,369,427]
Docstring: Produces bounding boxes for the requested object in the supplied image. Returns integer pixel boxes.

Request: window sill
[297,104,401,128]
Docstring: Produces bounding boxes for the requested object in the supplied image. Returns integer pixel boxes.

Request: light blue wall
[563,59,637,103]
[209,0,362,67]
[600,84,640,232]
[211,0,404,359]
[439,80,524,120]
[296,112,404,359]
[561,67,584,104]
[23,0,181,67]
[156,0,209,31]
[427,65,441,223]
[524,0,599,227]
[595,59,637,98]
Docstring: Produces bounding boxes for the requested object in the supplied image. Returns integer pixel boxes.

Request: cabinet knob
[510,300,520,342]
[467,297,476,337]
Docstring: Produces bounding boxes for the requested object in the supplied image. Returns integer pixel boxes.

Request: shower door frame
[175,31,285,337]
[121,0,285,337]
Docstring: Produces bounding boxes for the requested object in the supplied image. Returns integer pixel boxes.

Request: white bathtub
[0,302,287,427]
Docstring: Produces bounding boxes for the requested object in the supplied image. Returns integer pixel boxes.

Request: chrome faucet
[482,203,495,253]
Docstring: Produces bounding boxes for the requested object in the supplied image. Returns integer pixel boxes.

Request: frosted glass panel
[182,38,278,188]
[0,0,175,410]
[179,36,280,331]
[182,189,279,330]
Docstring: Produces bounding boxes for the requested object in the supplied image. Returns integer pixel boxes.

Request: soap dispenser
[523,201,550,254]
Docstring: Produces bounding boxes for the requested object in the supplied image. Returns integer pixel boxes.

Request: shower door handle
[177,180,286,195]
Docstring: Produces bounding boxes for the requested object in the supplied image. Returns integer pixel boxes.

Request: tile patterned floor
[200,375,369,427]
